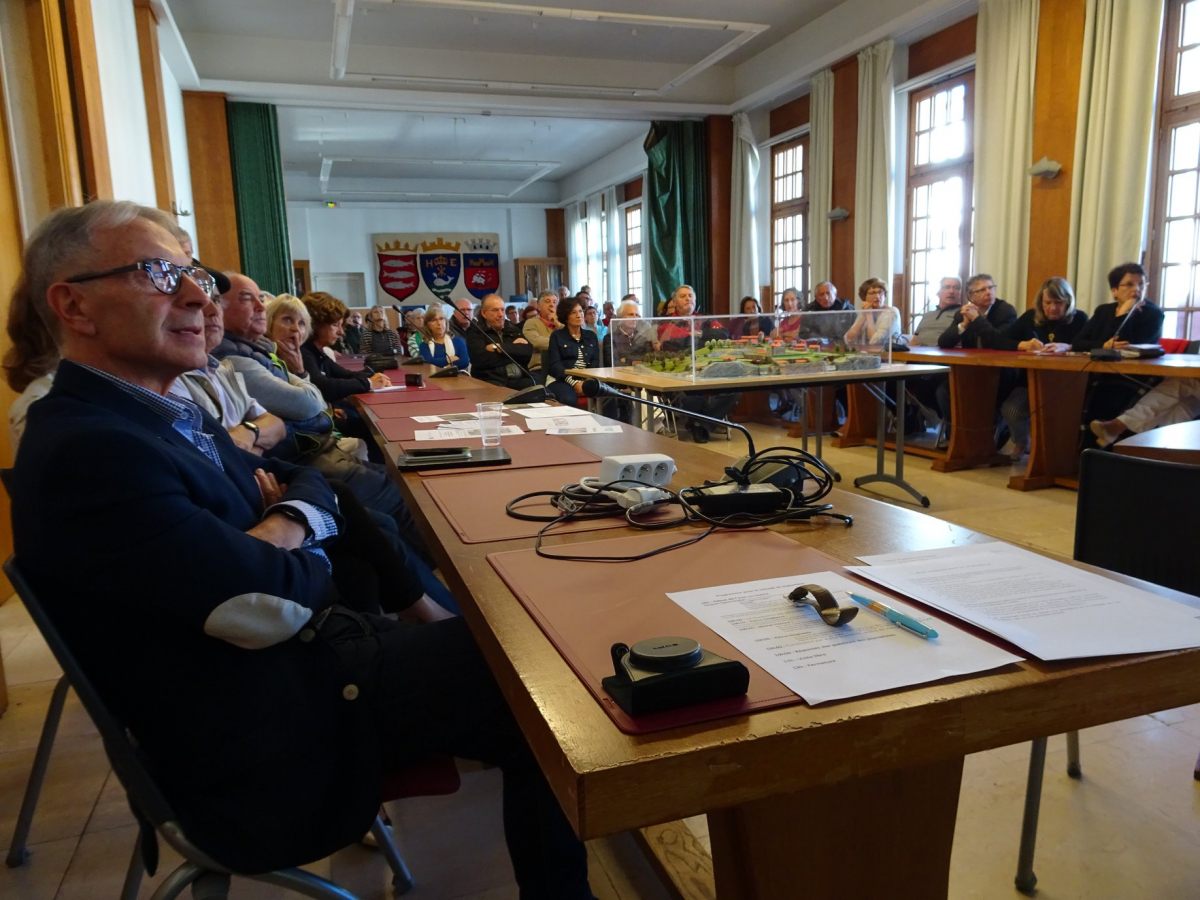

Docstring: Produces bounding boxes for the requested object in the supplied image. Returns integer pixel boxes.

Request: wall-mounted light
[1029,156,1062,179]
[828,207,850,222]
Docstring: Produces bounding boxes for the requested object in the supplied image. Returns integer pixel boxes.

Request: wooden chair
[1014,450,1200,894]
[2,556,457,897]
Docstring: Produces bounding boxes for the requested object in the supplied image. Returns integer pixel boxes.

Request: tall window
[904,72,974,330]
[1149,0,1200,340]
[625,204,643,306]
[770,136,808,308]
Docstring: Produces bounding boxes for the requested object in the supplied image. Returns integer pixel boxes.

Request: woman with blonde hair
[362,304,402,355]
[265,294,313,376]
[418,305,469,369]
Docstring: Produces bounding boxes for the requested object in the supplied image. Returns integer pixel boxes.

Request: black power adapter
[690,483,790,516]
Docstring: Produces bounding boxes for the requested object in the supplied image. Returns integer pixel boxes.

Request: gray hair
[537,290,557,305]
[4,201,181,391]
[617,299,640,317]
[265,293,312,340]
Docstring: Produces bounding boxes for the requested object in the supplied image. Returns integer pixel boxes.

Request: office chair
[1014,450,1200,894]
[1,556,455,897]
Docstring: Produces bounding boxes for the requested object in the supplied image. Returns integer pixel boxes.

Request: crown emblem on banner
[375,240,419,252]
[420,237,462,252]
[465,238,496,252]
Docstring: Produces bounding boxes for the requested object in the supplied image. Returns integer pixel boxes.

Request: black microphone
[1089,298,1144,361]
[581,378,755,457]
[468,315,546,403]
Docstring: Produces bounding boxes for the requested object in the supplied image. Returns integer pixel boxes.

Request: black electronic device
[691,483,790,516]
[394,446,513,471]
[601,637,749,717]
[405,372,424,388]
[408,445,472,458]
[429,365,460,378]
[467,316,547,404]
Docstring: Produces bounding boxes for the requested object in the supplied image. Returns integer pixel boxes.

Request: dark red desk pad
[487,530,846,733]
[421,464,684,543]
[357,388,463,405]
[377,411,530,443]
[399,431,600,476]
[368,399,482,419]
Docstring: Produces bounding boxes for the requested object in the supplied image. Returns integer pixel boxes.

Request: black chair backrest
[3,556,177,829]
[1075,450,1200,596]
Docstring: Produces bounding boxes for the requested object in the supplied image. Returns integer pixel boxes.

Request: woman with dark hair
[545,295,600,405]
[361,304,402,355]
[302,292,391,402]
[731,296,772,340]
[844,278,900,345]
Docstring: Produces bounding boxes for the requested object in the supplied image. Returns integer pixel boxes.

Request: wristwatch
[241,419,260,446]
[268,504,313,540]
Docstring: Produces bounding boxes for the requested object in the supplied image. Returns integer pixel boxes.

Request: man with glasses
[448,296,475,339]
[8,200,594,897]
[937,273,1017,349]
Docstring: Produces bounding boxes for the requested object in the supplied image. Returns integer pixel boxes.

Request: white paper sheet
[370,385,408,392]
[411,425,524,441]
[524,415,605,431]
[510,404,593,419]
[856,541,1037,566]
[410,412,509,423]
[847,546,1200,660]
[666,572,1022,705]
[546,424,623,435]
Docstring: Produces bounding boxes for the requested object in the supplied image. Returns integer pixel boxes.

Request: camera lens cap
[628,637,703,672]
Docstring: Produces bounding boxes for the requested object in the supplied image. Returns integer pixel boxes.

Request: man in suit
[466,293,535,387]
[937,273,1017,349]
[7,201,592,898]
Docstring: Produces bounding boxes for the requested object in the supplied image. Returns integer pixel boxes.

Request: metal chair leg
[1066,730,1082,779]
[371,814,414,895]
[119,839,145,900]
[5,675,71,867]
[190,872,232,900]
[253,868,366,900]
[1015,736,1048,896]
[150,862,206,900]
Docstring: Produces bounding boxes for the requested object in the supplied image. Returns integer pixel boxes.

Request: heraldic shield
[420,238,462,302]
[378,250,419,301]
[464,253,499,300]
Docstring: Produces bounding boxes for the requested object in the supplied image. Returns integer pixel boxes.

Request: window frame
[769,134,809,310]
[623,202,643,309]
[902,71,975,331]
[1147,0,1200,340]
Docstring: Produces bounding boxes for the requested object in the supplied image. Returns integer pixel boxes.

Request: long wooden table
[1114,419,1200,465]
[836,348,1200,492]
[357,366,1200,900]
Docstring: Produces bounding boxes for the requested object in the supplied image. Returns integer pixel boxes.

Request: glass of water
[476,401,504,447]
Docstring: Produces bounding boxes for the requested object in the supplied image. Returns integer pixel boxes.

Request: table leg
[813,387,841,481]
[832,384,875,448]
[854,380,930,506]
[931,367,1009,473]
[708,757,963,900]
[1008,370,1088,491]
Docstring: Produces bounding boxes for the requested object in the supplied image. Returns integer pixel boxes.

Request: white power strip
[599,453,676,487]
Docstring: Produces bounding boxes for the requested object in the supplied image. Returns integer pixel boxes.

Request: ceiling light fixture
[330,0,355,80]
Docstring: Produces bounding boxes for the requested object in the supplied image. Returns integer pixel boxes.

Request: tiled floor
[1,425,1197,899]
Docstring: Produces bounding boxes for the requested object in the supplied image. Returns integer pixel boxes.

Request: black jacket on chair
[8,361,380,874]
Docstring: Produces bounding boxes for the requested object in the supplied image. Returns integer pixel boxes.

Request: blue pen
[848,592,939,640]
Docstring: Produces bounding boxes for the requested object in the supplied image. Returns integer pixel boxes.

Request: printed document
[546,423,623,435]
[411,425,524,441]
[510,405,593,419]
[524,415,605,431]
[847,545,1200,659]
[667,572,1021,705]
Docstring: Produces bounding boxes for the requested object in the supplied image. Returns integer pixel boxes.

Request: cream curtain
[854,41,895,296]
[1067,0,1165,312]
[809,69,835,291]
[974,0,1038,309]
[730,112,761,304]
[566,200,587,294]
[602,184,622,306]
[584,191,603,294]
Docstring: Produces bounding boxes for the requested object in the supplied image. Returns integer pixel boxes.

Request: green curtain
[226,102,292,295]
[644,121,710,313]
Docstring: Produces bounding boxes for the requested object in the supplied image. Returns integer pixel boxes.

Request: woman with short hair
[844,278,900,345]
[302,292,392,401]
[545,295,601,405]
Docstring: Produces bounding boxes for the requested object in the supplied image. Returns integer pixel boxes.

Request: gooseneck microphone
[468,315,546,403]
[581,378,755,457]
[1089,298,1144,361]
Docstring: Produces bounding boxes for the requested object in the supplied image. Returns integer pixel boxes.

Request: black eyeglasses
[66,258,216,296]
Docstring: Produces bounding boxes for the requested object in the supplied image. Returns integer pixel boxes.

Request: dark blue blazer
[8,361,380,873]
[545,327,600,381]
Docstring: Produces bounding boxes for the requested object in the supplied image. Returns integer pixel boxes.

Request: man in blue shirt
[7,201,592,897]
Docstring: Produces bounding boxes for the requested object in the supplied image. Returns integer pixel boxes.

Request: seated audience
[505,305,519,325]
[418,305,469,369]
[994,278,1089,458]
[466,293,534,388]
[448,297,475,339]
[731,296,773,340]
[1073,262,1166,426]
[1091,379,1200,445]
[609,299,660,364]
[584,304,607,342]
[601,300,616,326]
[522,304,539,322]
[5,200,591,895]
[545,295,601,405]
[773,287,803,342]
[522,290,558,378]
[657,285,740,443]
[335,309,363,354]
[302,293,392,401]
[402,308,426,357]
[937,273,1018,349]
[909,277,962,345]
[844,278,901,345]
[800,282,854,342]
[361,304,402,356]
[557,284,571,302]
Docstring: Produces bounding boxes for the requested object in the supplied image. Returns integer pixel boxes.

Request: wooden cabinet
[514,257,568,297]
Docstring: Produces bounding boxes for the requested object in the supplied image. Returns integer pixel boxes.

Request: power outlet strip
[599,454,676,487]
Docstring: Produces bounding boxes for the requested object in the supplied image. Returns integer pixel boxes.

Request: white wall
[288,203,549,302]
[91,0,156,205]
[161,55,196,252]
[558,135,647,205]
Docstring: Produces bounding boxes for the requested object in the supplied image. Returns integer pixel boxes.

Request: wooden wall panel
[1026,0,1087,302]
[24,0,83,207]
[705,115,733,314]
[133,0,174,212]
[62,0,111,199]
[830,59,858,295]
[545,207,566,258]
[182,91,240,272]
[908,15,978,80]
[621,176,642,202]
[769,95,811,137]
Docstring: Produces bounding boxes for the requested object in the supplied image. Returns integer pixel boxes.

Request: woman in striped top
[360,305,402,355]
[545,296,600,405]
